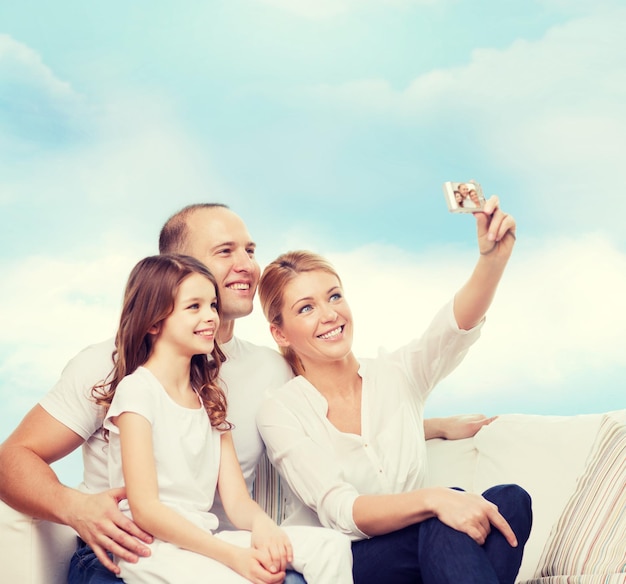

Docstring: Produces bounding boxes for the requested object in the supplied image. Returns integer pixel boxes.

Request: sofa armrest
[0,499,77,584]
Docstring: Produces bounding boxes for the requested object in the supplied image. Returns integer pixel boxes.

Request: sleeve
[383,299,484,400]
[39,340,116,440]
[103,374,157,434]
[257,390,368,541]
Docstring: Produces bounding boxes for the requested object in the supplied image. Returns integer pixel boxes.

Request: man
[0,203,492,584]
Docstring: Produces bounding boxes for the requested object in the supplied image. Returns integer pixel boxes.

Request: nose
[321,304,338,323]
[233,248,255,272]
[203,307,218,323]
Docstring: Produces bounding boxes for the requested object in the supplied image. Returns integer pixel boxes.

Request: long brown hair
[92,254,231,430]
[258,250,342,376]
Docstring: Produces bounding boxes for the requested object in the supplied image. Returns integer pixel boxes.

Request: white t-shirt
[104,366,221,532]
[257,301,483,540]
[39,335,293,527]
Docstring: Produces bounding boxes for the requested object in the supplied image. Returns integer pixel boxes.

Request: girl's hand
[229,547,287,584]
[430,487,518,547]
[251,516,294,575]
[475,195,516,260]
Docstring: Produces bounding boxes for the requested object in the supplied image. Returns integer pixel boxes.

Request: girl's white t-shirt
[104,366,221,531]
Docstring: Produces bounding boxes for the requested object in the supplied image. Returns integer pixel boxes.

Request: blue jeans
[68,540,307,583]
[351,484,532,584]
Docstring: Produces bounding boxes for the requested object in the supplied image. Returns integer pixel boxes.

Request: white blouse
[257,300,483,540]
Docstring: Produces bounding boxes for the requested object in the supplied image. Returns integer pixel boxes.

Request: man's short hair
[159,203,229,254]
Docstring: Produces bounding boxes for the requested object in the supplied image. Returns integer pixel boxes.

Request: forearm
[423,418,446,440]
[352,488,442,536]
[131,499,238,566]
[0,442,81,524]
[226,497,269,532]
[454,253,509,330]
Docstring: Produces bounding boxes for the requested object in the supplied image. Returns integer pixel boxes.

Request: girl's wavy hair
[258,250,342,377]
[92,254,231,431]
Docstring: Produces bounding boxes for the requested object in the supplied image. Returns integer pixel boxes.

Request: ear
[270,324,290,348]
[148,323,161,336]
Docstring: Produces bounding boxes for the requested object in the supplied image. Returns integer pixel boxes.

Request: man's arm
[423,414,497,440]
[0,404,152,574]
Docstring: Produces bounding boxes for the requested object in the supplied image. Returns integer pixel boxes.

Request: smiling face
[155,273,220,359]
[270,269,354,369]
[183,207,260,328]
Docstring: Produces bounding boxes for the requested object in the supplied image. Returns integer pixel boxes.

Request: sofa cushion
[424,436,477,491]
[471,413,604,582]
[0,500,77,584]
[526,411,626,583]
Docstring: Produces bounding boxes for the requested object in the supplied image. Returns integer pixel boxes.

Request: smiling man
[0,203,493,584]
[0,203,300,584]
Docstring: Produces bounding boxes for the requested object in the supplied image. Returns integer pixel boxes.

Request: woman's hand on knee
[431,488,518,547]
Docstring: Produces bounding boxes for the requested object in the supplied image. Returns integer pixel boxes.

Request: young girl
[256,198,533,584]
[93,254,352,584]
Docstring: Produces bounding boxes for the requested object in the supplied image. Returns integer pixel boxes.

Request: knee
[484,483,531,508]
[484,484,533,540]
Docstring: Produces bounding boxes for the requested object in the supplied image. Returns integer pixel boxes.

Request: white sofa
[1,410,624,584]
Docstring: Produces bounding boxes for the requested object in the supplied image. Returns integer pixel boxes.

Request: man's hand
[424,414,497,441]
[69,487,153,574]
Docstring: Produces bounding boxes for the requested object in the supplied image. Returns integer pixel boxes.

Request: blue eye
[298,305,313,314]
[187,303,200,310]
[330,293,342,302]
[211,302,219,310]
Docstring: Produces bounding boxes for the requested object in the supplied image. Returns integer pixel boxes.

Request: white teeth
[196,330,214,337]
[228,283,250,290]
[318,327,342,340]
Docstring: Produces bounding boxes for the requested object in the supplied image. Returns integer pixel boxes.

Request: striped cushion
[522,412,626,584]
[252,452,288,524]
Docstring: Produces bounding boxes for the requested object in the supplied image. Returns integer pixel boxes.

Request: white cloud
[0,249,140,400]
[2,229,623,441]
[237,234,626,414]
[0,34,86,158]
[294,6,625,111]
[0,35,232,212]
[1,92,228,210]
[287,6,626,234]
[0,34,77,100]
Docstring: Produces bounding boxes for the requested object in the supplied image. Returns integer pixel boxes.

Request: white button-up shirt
[257,300,483,540]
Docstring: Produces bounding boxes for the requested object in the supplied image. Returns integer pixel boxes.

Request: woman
[256,197,532,584]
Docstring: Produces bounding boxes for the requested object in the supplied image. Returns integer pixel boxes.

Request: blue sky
[1,0,625,485]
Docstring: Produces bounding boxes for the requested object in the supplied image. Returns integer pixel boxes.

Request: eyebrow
[181,295,217,304]
[211,240,256,251]
[290,286,341,310]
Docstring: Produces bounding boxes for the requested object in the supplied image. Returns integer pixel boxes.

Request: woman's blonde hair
[258,250,341,376]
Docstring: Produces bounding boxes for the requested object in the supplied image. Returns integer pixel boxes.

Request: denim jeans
[68,542,118,584]
[68,540,307,584]
[351,484,532,584]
